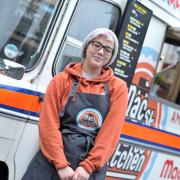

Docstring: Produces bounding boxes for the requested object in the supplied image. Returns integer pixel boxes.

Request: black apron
[22,80,109,180]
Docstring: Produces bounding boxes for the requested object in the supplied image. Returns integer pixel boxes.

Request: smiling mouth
[94,56,103,61]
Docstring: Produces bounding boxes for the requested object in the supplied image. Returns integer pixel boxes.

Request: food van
[0,0,179,179]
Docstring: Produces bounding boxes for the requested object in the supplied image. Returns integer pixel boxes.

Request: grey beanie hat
[81,28,119,66]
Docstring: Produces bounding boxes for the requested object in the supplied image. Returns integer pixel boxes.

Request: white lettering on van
[109,143,146,172]
[127,84,154,126]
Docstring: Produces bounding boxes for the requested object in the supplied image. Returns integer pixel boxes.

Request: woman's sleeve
[80,78,128,174]
[38,75,70,170]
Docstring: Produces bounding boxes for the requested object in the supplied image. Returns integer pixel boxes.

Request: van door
[0,0,66,179]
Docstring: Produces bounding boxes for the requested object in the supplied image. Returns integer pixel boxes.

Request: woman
[22,28,128,180]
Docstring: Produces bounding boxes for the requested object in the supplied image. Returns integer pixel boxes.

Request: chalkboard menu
[111,1,152,87]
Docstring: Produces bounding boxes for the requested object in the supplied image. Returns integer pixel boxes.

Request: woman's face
[84,35,114,70]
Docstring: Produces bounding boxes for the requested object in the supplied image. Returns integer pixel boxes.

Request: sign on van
[112,1,152,87]
[150,0,180,20]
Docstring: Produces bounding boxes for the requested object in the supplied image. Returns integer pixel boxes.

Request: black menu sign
[111,1,152,87]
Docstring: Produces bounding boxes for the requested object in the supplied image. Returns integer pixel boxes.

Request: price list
[112,1,152,87]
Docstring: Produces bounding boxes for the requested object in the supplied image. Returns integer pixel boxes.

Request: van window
[150,43,180,105]
[54,0,120,73]
[0,0,61,71]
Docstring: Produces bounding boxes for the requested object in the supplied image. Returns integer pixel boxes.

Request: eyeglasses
[91,41,114,56]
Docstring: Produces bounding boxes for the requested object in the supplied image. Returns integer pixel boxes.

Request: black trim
[0,161,8,180]
[166,37,180,46]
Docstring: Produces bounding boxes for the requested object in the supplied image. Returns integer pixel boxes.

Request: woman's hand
[57,166,75,180]
[72,166,90,180]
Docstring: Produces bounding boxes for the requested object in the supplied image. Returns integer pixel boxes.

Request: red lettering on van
[176,0,180,8]
[169,0,175,4]
[168,0,180,8]
[171,111,180,125]
[160,159,180,179]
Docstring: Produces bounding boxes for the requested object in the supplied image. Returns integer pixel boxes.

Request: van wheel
[0,161,8,180]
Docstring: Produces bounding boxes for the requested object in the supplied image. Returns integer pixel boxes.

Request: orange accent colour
[136,62,155,73]
[0,89,40,113]
[122,121,180,150]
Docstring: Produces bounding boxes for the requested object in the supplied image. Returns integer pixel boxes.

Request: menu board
[111,1,152,87]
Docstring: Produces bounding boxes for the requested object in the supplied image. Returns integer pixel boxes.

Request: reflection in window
[54,0,120,73]
[68,0,119,41]
[151,41,180,105]
[55,42,82,73]
[0,0,60,70]
[151,63,180,105]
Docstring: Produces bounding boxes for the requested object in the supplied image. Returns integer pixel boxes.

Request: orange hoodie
[39,63,128,174]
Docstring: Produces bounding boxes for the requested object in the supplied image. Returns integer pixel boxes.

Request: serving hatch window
[0,0,60,71]
[150,41,180,105]
[54,0,120,73]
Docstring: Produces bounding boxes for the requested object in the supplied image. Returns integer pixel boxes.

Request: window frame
[52,0,122,75]
[0,0,65,72]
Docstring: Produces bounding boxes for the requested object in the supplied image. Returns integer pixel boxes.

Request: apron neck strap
[59,80,79,118]
[104,82,109,95]
[69,80,79,98]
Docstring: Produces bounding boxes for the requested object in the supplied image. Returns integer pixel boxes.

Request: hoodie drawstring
[72,75,81,101]
[59,79,79,118]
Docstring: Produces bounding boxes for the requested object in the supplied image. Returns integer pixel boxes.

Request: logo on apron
[76,108,102,131]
